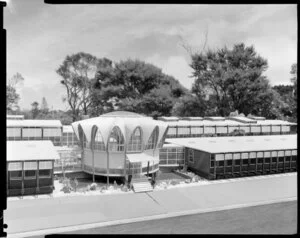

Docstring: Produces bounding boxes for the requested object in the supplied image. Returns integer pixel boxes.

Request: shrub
[170,180,179,186]
[100,186,106,193]
[90,183,97,191]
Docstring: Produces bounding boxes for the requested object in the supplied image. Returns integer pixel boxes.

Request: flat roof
[227,116,257,124]
[7,115,24,120]
[162,143,184,148]
[62,125,74,133]
[7,119,62,128]
[180,117,203,121]
[157,116,180,121]
[164,119,296,127]
[166,135,297,154]
[7,140,60,161]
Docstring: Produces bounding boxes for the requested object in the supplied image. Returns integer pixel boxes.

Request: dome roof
[100,111,147,118]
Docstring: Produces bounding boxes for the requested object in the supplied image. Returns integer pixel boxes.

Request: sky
[4,1,297,110]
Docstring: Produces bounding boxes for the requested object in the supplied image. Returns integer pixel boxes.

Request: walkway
[5,173,297,237]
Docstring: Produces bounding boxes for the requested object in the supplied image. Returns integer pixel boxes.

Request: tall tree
[6,86,20,112]
[290,63,297,121]
[56,52,111,121]
[31,101,39,119]
[190,43,275,117]
[40,97,49,113]
[6,73,24,112]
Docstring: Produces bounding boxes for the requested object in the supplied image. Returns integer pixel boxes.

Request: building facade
[167,135,297,179]
[7,141,59,196]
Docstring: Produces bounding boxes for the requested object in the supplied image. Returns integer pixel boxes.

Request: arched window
[78,125,89,149]
[108,127,124,152]
[92,128,105,151]
[127,127,142,152]
[157,128,168,149]
[145,126,159,150]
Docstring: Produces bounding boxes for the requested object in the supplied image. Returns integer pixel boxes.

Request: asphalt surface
[40,201,297,235]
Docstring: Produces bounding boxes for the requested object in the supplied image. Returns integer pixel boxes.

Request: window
[8,162,22,171]
[10,171,22,180]
[242,159,249,165]
[217,161,224,167]
[93,129,105,151]
[278,157,284,163]
[250,159,256,165]
[25,170,36,179]
[257,158,263,164]
[225,160,232,166]
[210,160,215,168]
[145,127,159,150]
[39,161,52,169]
[108,127,124,151]
[291,156,297,161]
[39,169,51,178]
[127,127,142,152]
[272,157,277,163]
[285,157,291,162]
[264,158,270,164]
[188,149,194,163]
[234,160,240,166]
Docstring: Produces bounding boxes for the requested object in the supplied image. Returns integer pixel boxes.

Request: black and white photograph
[2,1,297,236]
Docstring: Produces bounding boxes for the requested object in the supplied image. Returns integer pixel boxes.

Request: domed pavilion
[71,111,168,180]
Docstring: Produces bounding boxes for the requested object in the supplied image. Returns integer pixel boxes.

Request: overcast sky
[4,1,297,110]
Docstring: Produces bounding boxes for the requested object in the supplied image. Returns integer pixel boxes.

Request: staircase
[131,176,153,193]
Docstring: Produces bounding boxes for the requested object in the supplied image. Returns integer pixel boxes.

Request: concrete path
[5,173,297,237]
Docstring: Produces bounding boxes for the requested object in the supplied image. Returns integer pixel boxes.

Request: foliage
[61,177,73,193]
[190,43,276,117]
[6,73,24,113]
[40,97,49,113]
[90,59,188,117]
[6,86,20,112]
[31,101,39,119]
[56,52,112,121]
[171,94,207,117]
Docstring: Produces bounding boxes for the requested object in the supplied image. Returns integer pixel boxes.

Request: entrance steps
[131,176,153,193]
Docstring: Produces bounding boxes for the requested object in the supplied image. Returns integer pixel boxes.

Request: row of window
[166,125,293,137]
[211,156,297,168]
[80,126,164,152]
[9,170,51,180]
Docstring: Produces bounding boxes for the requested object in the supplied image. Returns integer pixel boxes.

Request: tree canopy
[190,43,276,117]
[6,73,24,113]
[56,52,112,121]
[90,59,188,117]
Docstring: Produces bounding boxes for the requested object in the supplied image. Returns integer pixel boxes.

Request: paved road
[6,173,297,236]
[38,201,297,235]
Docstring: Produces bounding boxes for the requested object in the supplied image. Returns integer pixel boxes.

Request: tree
[6,73,24,112]
[190,43,274,117]
[171,94,207,117]
[90,59,188,117]
[290,63,297,121]
[7,86,20,112]
[40,97,49,113]
[56,52,111,121]
[31,101,39,119]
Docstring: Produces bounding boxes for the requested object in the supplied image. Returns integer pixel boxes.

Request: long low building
[7,140,59,196]
[6,119,63,146]
[159,116,297,138]
[166,135,297,179]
